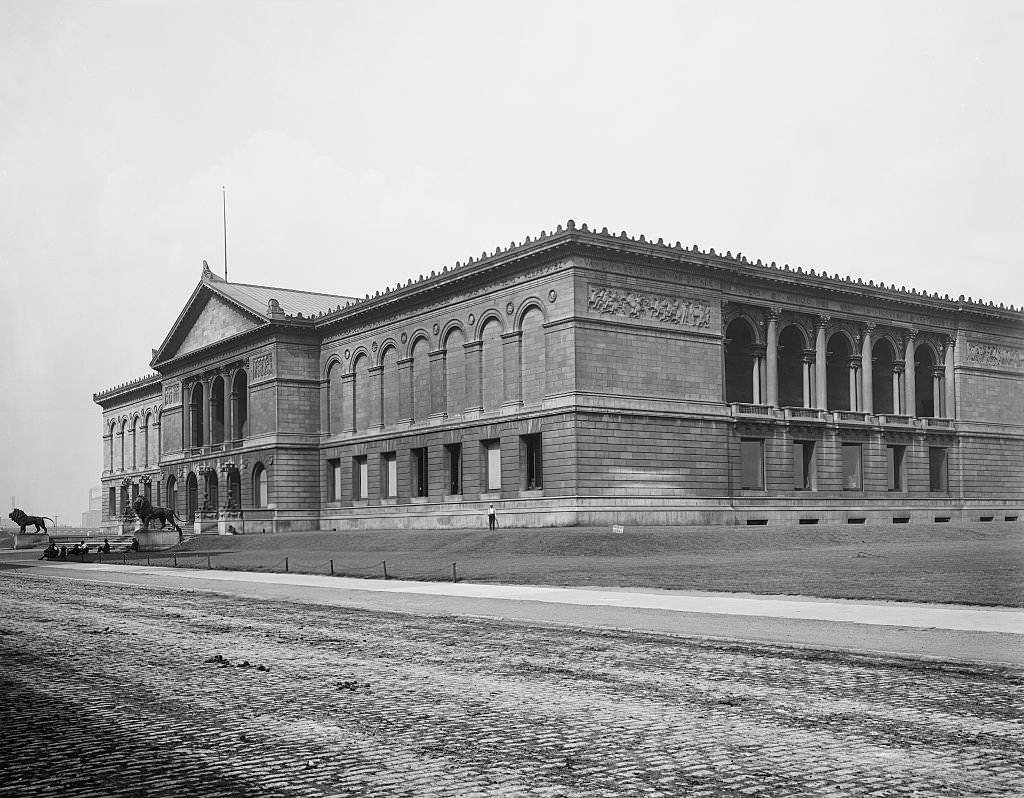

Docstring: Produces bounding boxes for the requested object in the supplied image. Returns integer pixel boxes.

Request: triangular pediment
[152,282,269,367]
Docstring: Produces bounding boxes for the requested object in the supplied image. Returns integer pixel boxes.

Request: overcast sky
[1,1,1021,526]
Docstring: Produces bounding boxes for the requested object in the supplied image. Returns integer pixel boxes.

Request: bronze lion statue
[132,496,184,533]
[8,509,55,534]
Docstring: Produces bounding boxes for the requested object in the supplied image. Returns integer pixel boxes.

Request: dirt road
[1,568,1021,797]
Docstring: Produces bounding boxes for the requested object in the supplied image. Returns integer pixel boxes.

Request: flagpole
[222,185,228,281]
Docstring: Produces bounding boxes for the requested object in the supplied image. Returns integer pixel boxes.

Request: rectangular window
[327,458,341,502]
[411,447,428,497]
[483,438,502,492]
[886,445,905,491]
[929,447,948,491]
[792,441,814,490]
[382,452,397,498]
[108,487,117,519]
[842,444,863,491]
[445,443,462,495]
[521,434,543,490]
[740,438,764,490]
[352,455,368,500]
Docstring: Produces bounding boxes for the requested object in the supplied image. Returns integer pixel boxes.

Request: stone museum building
[95,221,1024,532]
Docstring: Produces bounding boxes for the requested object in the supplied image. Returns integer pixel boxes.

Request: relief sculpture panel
[587,285,713,329]
[251,352,274,381]
[965,342,1024,372]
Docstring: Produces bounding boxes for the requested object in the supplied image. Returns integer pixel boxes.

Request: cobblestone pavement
[1,572,1021,798]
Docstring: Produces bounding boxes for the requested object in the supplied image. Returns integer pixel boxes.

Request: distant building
[94,224,1024,531]
[80,486,103,529]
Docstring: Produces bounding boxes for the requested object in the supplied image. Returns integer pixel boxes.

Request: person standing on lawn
[487,503,497,531]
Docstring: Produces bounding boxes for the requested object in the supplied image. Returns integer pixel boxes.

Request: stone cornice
[93,373,162,405]
[310,220,1024,331]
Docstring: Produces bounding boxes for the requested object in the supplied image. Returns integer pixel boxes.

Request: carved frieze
[251,352,274,381]
[163,382,182,408]
[587,285,712,329]
[965,342,1024,372]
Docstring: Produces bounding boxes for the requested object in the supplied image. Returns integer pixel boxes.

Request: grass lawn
[156,521,1024,607]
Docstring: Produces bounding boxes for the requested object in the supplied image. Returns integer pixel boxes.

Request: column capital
[750,343,767,358]
[767,306,782,323]
[943,335,956,350]
[816,314,831,330]
[861,321,876,335]
[801,349,816,363]
[904,327,919,341]
[846,355,861,370]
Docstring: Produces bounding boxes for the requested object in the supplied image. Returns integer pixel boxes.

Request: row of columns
[755,312,955,417]
[184,378,244,448]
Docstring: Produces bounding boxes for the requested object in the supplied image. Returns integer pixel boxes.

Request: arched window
[252,463,268,508]
[352,353,371,431]
[190,383,205,447]
[143,413,152,469]
[724,319,757,404]
[107,424,115,472]
[211,376,226,444]
[444,327,466,417]
[481,318,504,412]
[231,370,249,440]
[521,306,546,406]
[119,419,128,471]
[381,345,400,426]
[872,339,898,415]
[186,472,198,523]
[166,475,178,515]
[130,417,139,470]
[327,360,344,434]
[826,333,853,411]
[411,337,431,422]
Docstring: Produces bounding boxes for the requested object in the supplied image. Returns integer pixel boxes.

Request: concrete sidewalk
[5,555,1023,665]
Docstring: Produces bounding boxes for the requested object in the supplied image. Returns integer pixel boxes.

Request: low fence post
[207,555,212,570]
[381,560,388,580]
[285,557,289,573]
[173,555,177,567]
[452,562,457,583]
[330,559,334,576]
[147,556,151,566]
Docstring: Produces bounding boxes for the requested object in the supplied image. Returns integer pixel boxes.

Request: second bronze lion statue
[132,497,185,533]
[9,508,55,533]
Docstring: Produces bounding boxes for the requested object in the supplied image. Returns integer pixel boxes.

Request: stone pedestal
[13,533,49,550]
[217,511,244,535]
[135,529,180,551]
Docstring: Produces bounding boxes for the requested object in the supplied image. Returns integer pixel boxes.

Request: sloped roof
[214,278,357,318]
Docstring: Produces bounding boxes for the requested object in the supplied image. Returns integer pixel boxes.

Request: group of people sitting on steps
[38,539,112,561]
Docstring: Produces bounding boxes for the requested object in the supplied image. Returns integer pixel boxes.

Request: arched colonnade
[724,309,955,417]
